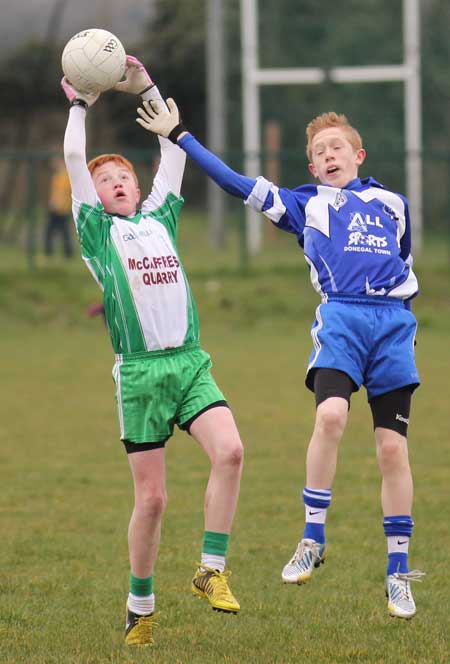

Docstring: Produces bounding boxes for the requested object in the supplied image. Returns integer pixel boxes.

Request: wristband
[71,98,88,109]
[168,123,186,144]
[140,83,156,97]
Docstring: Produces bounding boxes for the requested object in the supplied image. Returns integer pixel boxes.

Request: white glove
[136,98,186,143]
[61,76,100,108]
[114,55,154,95]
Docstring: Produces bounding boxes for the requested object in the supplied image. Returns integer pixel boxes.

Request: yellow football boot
[191,564,240,613]
[125,608,157,646]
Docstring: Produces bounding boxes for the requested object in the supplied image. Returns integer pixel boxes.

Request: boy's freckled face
[93,162,140,216]
[308,128,366,189]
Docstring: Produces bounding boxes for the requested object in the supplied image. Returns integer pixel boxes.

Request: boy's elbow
[63,149,85,167]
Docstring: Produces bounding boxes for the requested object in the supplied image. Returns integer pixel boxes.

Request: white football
[61,28,126,94]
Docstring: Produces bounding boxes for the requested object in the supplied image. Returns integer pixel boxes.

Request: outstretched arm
[136,97,294,229]
[136,98,257,200]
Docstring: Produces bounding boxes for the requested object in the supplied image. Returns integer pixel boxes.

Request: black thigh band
[313,368,357,408]
[123,439,167,454]
[179,400,229,434]
[369,386,414,436]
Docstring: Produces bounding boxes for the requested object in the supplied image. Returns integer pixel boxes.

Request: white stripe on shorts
[307,304,324,373]
[112,357,125,439]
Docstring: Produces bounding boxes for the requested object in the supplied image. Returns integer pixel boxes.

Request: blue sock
[383,515,413,575]
[387,552,408,575]
[302,487,332,545]
[303,522,325,543]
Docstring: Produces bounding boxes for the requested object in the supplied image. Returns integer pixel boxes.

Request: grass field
[1,215,449,663]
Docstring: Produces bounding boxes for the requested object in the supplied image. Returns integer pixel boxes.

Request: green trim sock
[201,531,230,572]
[128,573,154,615]
[130,573,153,597]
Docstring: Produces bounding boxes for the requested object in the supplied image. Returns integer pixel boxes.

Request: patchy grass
[0,214,449,663]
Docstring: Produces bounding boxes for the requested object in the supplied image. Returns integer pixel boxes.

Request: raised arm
[61,77,98,206]
[115,56,186,211]
[141,136,186,214]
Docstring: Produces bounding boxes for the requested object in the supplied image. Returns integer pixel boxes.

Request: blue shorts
[305,295,420,401]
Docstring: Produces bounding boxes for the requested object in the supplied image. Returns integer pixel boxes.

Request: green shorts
[112,342,227,445]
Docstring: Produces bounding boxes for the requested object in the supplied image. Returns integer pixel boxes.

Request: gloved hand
[136,98,186,143]
[114,55,154,95]
[61,76,100,108]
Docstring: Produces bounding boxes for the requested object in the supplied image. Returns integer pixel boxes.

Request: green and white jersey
[64,104,199,355]
[73,194,199,353]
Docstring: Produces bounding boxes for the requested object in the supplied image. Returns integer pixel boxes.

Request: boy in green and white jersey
[62,57,244,647]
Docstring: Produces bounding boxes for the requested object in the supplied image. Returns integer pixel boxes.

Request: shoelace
[131,609,159,628]
[390,570,426,600]
[196,562,232,579]
[195,563,233,595]
[394,570,426,582]
[136,614,158,629]
[290,540,321,565]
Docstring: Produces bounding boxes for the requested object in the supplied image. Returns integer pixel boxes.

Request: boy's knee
[316,401,347,438]
[377,435,408,470]
[215,440,244,469]
[137,488,168,518]
[229,442,244,468]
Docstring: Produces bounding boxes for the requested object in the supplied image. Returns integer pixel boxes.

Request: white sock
[201,553,225,572]
[304,505,328,524]
[387,535,410,555]
[127,592,155,615]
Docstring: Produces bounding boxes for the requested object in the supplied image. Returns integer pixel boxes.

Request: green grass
[0,214,449,663]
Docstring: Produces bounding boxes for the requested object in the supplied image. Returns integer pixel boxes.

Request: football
[61,28,126,94]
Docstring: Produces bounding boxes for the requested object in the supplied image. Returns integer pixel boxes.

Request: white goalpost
[240,0,422,254]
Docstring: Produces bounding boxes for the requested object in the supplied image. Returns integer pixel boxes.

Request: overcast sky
[0,0,155,53]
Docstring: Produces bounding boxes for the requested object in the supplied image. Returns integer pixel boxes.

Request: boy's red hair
[306,112,363,161]
[88,153,139,186]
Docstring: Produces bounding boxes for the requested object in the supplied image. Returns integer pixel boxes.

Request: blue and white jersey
[179,134,418,304]
[246,175,418,301]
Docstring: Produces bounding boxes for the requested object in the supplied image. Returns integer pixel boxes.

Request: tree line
[0,0,449,229]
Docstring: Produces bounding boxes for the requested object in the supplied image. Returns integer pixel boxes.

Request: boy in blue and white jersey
[136,101,425,619]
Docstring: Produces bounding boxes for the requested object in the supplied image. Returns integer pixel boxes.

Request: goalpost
[240,0,422,254]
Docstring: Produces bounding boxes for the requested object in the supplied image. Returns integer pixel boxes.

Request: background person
[44,154,74,259]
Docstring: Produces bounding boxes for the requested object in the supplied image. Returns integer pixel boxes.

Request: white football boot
[386,569,425,619]
[281,538,326,584]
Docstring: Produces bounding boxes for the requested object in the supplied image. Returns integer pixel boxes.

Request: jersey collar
[113,210,141,223]
[344,176,384,191]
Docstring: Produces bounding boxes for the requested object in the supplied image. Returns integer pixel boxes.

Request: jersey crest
[332,191,348,211]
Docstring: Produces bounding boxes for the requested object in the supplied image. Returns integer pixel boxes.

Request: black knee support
[369,386,413,436]
[313,369,357,408]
